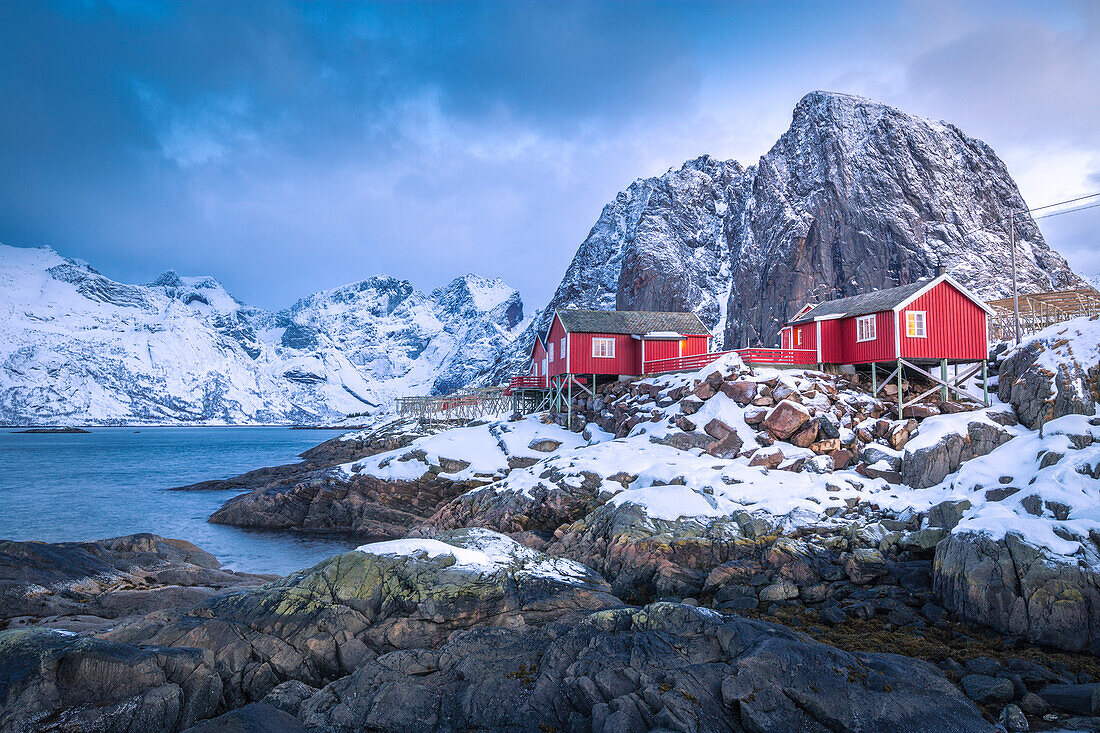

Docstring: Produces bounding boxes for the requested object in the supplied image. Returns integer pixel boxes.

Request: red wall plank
[900,281,988,361]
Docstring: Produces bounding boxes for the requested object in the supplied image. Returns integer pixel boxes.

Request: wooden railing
[736,348,818,365]
[642,351,733,375]
[642,348,817,375]
[508,375,546,390]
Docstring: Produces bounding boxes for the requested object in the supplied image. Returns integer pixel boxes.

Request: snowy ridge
[0,246,526,425]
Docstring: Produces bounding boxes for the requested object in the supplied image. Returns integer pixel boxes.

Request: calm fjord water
[0,427,360,575]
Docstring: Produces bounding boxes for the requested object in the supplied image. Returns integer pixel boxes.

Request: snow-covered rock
[494,91,1083,381]
[0,245,527,425]
[997,314,1100,429]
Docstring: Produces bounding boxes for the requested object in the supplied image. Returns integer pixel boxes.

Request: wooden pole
[982,360,989,407]
[871,362,877,394]
[567,376,572,430]
[1010,210,1022,344]
[941,359,948,401]
[897,360,904,418]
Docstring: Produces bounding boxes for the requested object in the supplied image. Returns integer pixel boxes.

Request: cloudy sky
[1,1,1097,309]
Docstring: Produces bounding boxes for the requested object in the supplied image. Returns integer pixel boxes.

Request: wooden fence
[986,288,1100,341]
[395,386,512,424]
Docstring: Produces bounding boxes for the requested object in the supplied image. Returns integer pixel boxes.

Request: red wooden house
[780,273,991,364]
[781,273,994,407]
[510,309,711,412]
[543,309,710,379]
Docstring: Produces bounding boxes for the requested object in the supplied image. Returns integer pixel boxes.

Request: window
[856,315,876,342]
[561,337,567,359]
[533,362,538,377]
[906,311,927,338]
[592,337,615,358]
[794,329,802,346]
[548,343,554,361]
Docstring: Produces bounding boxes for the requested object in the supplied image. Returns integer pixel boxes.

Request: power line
[1032,201,1100,220]
[1026,191,1100,213]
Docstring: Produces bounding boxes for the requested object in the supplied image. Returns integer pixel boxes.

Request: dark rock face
[494,91,1082,379]
[934,531,1100,654]
[208,471,472,536]
[297,602,987,733]
[901,418,1013,488]
[0,533,270,632]
[998,335,1098,429]
[0,628,222,733]
[99,530,618,710]
[181,702,306,732]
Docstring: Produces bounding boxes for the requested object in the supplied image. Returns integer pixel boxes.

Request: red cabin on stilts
[781,273,994,411]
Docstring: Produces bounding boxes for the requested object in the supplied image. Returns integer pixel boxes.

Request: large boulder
[101,529,617,708]
[0,629,222,732]
[998,317,1099,430]
[0,534,270,631]
[762,399,812,440]
[901,416,1014,488]
[934,531,1100,654]
[209,471,472,535]
[298,602,988,733]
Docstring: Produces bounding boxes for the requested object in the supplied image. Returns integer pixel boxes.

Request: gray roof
[554,309,710,336]
[789,280,931,325]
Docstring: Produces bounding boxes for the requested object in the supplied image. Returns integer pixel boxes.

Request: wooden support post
[941,359,949,401]
[982,361,989,407]
[567,376,572,430]
[897,360,904,418]
[871,362,877,394]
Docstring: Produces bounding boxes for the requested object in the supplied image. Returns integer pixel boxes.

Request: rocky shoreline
[2,316,1098,731]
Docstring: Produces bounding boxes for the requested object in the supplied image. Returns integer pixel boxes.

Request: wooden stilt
[982,361,989,407]
[897,360,904,418]
[941,359,949,401]
[567,376,572,430]
[871,362,877,394]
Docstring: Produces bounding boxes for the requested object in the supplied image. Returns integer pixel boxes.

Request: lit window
[906,311,926,338]
[549,343,554,361]
[856,315,876,342]
[592,337,615,358]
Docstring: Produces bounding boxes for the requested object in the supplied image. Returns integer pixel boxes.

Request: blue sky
[1,1,1097,309]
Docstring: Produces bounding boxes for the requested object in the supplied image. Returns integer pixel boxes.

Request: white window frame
[592,337,615,358]
[906,311,927,338]
[548,343,554,361]
[561,337,566,358]
[856,314,876,343]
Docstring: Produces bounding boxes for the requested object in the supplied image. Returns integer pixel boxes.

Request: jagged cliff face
[497,91,1083,378]
[0,246,526,425]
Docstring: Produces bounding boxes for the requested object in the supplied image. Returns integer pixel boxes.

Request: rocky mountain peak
[493,92,1083,380]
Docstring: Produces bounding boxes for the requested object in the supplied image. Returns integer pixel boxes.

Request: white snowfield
[356,527,599,585]
[0,244,527,425]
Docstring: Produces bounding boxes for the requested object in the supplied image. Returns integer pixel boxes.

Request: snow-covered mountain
[0,245,527,425]
[1083,273,1100,292]
[493,91,1084,380]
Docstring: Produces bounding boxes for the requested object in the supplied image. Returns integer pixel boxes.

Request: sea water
[0,427,362,575]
